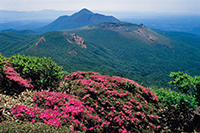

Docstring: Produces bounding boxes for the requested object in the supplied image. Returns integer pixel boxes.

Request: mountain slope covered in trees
[1,22,200,87]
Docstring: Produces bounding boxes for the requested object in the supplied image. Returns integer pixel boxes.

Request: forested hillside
[1,22,200,88]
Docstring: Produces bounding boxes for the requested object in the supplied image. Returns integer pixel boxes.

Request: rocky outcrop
[70,33,87,49]
[133,27,158,43]
[35,37,46,46]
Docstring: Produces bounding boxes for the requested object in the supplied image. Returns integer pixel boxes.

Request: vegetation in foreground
[0,54,199,132]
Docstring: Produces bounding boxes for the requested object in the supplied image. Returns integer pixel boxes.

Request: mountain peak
[37,8,120,33]
[78,8,94,15]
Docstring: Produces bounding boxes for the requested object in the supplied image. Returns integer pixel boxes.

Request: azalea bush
[0,61,33,95]
[0,89,37,122]
[3,66,33,88]
[62,71,161,132]
[11,91,107,132]
[7,54,64,90]
[9,71,161,133]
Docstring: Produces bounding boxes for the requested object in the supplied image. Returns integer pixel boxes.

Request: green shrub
[169,71,200,105]
[154,88,198,132]
[155,88,198,109]
[169,71,194,95]
[7,54,64,90]
[0,53,6,70]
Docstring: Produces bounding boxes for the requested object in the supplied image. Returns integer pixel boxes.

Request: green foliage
[155,88,198,111]
[169,71,200,104]
[7,54,64,90]
[169,71,194,95]
[192,76,200,104]
[154,88,198,132]
[0,53,6,70]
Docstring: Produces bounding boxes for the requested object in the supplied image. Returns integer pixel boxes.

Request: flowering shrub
[7,54,63,90]
[3,66,33,89]
[1,53,161,132]
[10,71,161,132]
[0,89,38,122]
[11,91,107,132]
[0,60,33,94]
[63,71,161,132]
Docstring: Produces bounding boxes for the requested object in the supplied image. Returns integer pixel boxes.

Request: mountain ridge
[0,29,35,34]
[37,8,120,33]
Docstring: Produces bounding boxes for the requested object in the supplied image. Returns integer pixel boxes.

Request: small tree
[169,71,194,95]
[169,71,200,105]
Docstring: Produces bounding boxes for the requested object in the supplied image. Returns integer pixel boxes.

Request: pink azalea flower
[32,118,35,123]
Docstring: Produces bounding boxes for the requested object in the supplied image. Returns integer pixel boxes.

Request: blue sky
[1,0,200,15]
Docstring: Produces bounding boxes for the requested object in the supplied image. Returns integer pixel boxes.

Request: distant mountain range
[1,9,200,35]
[0,10,74,31]
[124,16,200,36]
[37,8,120,33]
[0,10,70,22]
[0,29,35,34]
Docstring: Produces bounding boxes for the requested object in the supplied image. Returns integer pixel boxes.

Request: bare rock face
[35,37,46,46]
[193,106,200,132]
[70,33,87,49]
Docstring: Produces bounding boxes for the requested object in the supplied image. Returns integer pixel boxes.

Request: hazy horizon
[1,8,200,23]
[1,0,200,35]
[1,0,200,15]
